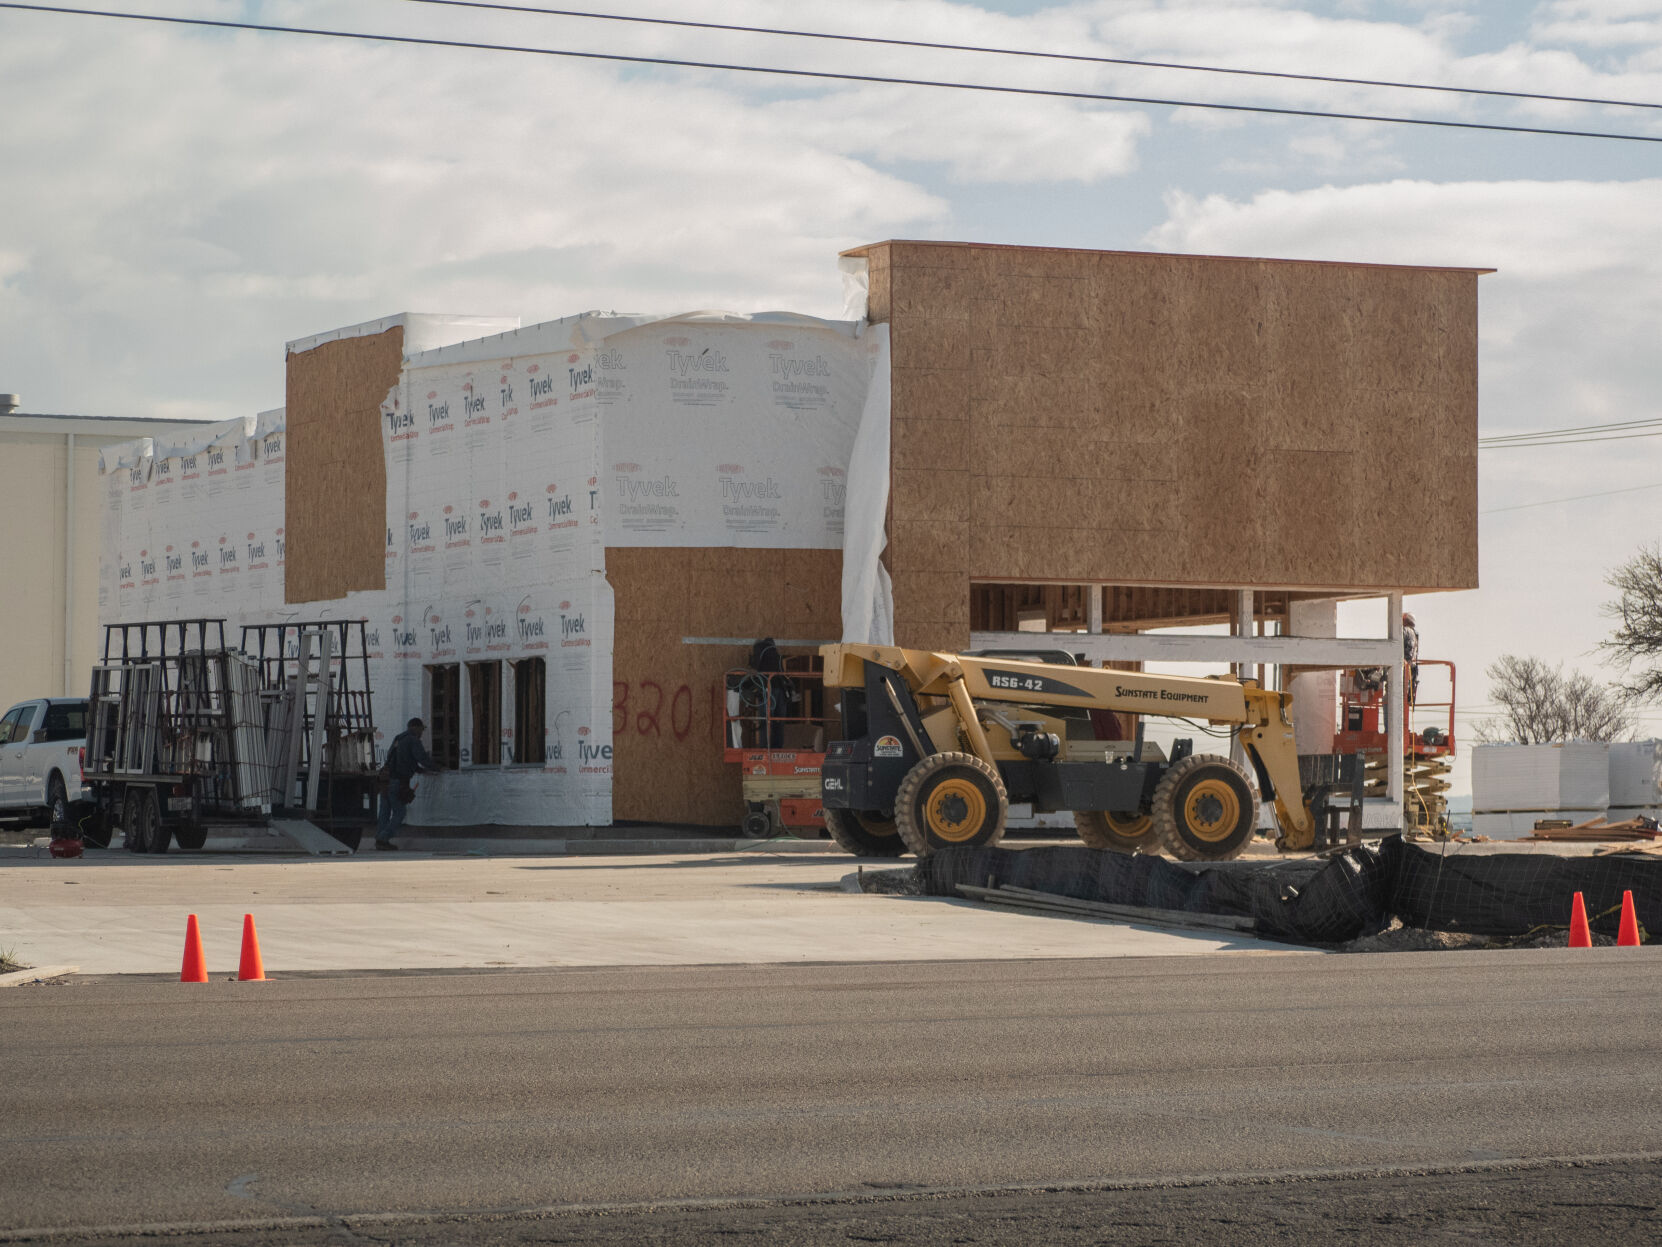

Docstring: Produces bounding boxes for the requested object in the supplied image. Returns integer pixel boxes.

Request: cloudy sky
[4,0,1662,792]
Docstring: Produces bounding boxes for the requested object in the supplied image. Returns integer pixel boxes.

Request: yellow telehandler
[817,644,1332,862]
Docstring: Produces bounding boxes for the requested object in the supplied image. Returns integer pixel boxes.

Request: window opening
[513,657,546,765]
[467,660,502,766]
[426,663,461,769]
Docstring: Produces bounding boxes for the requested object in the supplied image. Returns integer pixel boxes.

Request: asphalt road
[3,951,1661,1243]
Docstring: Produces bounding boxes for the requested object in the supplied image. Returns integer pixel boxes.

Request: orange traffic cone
[180,914,208,982]
[1568,892,1592,948]
[238,914,266,981]
[1618,891,1641,947]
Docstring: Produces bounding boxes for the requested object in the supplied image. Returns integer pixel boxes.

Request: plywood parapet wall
[608,546,842,826]
[853,241,1482,652]
[284,328,402,603]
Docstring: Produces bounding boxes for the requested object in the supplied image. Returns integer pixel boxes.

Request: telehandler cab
[817,644,1324,862]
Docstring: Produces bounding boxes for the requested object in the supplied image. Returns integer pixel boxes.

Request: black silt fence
[918,838,1662,944]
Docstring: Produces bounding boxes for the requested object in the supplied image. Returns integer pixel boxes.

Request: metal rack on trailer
[83,619,272,852]
[240,620,380,841]
[81,618,380,853]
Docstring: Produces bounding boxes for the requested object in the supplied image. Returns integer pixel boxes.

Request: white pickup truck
[0,698,97,841]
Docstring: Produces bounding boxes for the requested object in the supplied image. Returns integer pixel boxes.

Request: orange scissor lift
[1333,658,1457,837]
[723,658,838,839]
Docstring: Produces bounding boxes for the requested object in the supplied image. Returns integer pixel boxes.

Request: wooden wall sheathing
[853,241,1483,653]
[608,546,842,827]
[284,328,402,604]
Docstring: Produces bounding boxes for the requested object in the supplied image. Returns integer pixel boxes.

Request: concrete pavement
[0,849,1300,975]
[4,954,1660,1237]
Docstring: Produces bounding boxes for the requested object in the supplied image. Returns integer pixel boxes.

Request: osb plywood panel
[284,328,402,603]
[851,240,1483,648]
[608,546,842,827]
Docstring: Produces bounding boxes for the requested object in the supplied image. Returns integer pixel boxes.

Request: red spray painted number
[613,680,712,743]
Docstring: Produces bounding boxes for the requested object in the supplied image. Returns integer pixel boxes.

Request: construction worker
[1403,612,1420,706]
[376,717,436,850]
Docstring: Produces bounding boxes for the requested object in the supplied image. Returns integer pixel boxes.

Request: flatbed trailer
[81,618,379,852]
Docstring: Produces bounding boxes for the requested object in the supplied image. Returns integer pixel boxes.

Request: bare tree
[1604,544,1662,702]
[1474,654,1632,744]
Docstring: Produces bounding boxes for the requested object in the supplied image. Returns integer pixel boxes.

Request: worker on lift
[1403,612,1420,706]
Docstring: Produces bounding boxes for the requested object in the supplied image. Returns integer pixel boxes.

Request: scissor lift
[1335,658,1457,837]
[722,658,838,838]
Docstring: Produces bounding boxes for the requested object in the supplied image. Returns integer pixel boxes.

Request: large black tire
[823,808,906,858]
[46,774,69,833]
[146,793,173,854]
[1074,809,1156,853]
[894,752,1008,857]
[124,788,168,854]
[172,823,208,852]
[121,788,147,853]
[1150,754,1258,861]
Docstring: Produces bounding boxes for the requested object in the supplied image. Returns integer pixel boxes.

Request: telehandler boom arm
[820,644,1317,851]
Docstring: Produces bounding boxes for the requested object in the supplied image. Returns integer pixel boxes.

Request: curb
[0,964,78,987]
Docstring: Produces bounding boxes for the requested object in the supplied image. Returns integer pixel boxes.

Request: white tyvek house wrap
[97,307,893,828]
[841,324,893,644]
[387,333,613,827]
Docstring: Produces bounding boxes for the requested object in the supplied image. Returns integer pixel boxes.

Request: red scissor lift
[1334,658,1457,837]
[723,657,838,839]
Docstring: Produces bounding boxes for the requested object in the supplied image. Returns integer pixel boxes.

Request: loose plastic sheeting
[98,307,893,827]
[917,840,1662,944]
[1472,742,1610,812]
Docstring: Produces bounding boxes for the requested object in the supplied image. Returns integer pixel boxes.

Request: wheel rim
[1106,811,1152,837]
[1182,778,1241,843]
[855,812,899,839]
[924,776,987,843]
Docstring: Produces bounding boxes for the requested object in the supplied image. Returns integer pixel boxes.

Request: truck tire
[894,752,1007,857]
[124,788,168,854]
[1074,809,1155,853]
[173,823,208,852]
[1150,754,1258,861]
[121,788,146,853]
[78,806,112,849]
[46,774,69,833]
[823,808,906,858]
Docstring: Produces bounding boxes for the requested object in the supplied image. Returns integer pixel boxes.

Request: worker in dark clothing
[376,717,436,851]
[1403,612,1420,706]
[749,637,787,748]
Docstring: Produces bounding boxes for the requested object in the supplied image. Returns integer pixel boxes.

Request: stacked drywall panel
[1471,742,1611,839]
[1607,739,1662,818]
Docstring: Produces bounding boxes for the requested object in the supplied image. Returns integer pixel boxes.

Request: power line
[4,2,1662,144]
[394,0,1662,114]
[1481,428,1662,449]
[1481,480,1662,515]
[1482,415,1662,445]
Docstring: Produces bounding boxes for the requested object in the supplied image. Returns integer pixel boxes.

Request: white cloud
[0,6,952,417]
[769,87,1150,183]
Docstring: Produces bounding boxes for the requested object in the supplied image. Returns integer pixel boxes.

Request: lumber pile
[1529,815,1662,842]
[955,883,1256,933]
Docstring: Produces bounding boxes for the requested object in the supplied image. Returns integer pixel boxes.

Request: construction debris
[1529,816,1661,842]
[955,883,1257,933]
